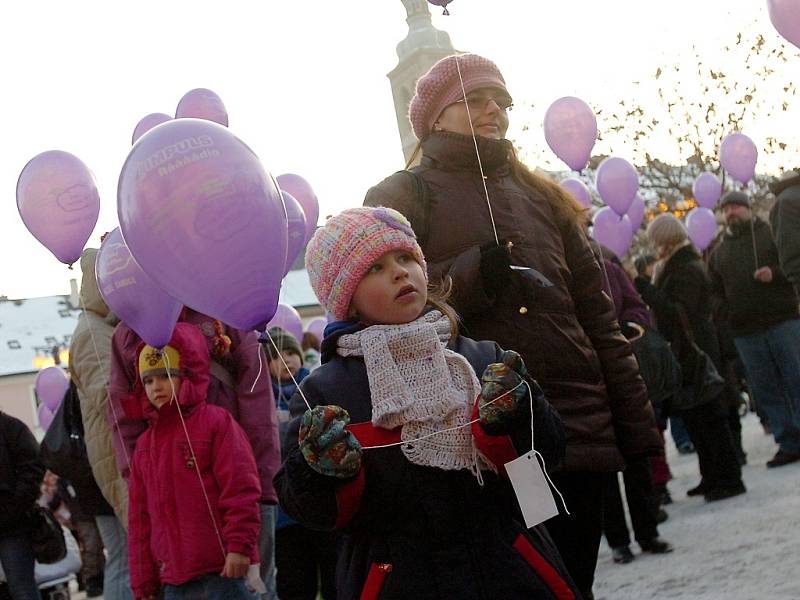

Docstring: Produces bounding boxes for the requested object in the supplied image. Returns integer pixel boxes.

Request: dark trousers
[680,400,742,489]
[73,518,105,584]
[0,532,41,600]
[276,524,337,600]
[545,472,604,600]
[602,457,659,548]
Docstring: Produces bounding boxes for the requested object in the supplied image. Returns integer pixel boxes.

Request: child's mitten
[479,350,529,429]
[299,405,362,478]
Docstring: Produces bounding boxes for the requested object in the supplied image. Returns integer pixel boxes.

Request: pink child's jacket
[128,323,261,598]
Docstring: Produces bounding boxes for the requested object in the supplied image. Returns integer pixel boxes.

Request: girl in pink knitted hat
[274,206,580,600]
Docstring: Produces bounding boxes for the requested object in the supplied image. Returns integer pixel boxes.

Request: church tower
[389,0,456,163]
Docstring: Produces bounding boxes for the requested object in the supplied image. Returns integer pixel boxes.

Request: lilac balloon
[118,118,287,331]
[543,97,598,171]
[595,157,639,217]
[427,0,453,13]
[692,172,723,209]
[306,317,328,343]
[560,178,592,209]
[720,133,758,184]
[38,404,55,432]
[17,151,100,266]
[592,207,634,258]
[268,304,303,343]
[35,367,69,412]
[96,228,182,348]
[175,88,228,127]
[686,207,718,251]
[132,113,172,145]
[276,174,319,242]
[627,193,646,232]
[768,0,800,49]
[280,191,307,275]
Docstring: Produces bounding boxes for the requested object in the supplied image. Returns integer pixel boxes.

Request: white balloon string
[77,291,132,472]
[162,351,227,561]
[250,344,263,394]
[454,54,500,246]
[264,330,312,411]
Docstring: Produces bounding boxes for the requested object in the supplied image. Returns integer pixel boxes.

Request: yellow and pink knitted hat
[304,207,427,321]
[409,53,507,141]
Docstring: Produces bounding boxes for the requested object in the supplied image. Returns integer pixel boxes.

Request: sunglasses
[454,93,514,112]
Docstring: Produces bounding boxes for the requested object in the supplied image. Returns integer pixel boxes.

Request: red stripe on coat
[334,467,365,530]
[470,398,519,475]
[359,562,392,600]
[512,534,575,600]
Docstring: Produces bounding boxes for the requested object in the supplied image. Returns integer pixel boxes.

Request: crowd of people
[2,51,800,600]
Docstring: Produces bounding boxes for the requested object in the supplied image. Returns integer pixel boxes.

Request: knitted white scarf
[337,311,492,476]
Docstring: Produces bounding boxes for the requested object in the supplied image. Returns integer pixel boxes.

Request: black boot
[612,546,635,564]
[639,537,674,554]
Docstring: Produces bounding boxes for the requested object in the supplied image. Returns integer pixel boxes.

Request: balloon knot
[442,7,450,15]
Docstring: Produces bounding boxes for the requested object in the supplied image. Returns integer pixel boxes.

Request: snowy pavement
[593,412,800,600]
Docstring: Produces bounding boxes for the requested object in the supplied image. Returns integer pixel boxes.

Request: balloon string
[77,291,132,472]
[162,352,227,562]
[264,330,312,411]
[454,54,500,246]
[250,345,263,394]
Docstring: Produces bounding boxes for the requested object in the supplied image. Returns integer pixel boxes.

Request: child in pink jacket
[128,323,261,600]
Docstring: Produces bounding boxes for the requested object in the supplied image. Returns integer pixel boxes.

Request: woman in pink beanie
[274,206,580,600]
[365,53,661,600]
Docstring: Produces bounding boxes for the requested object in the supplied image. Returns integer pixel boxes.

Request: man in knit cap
[708,191,800,468]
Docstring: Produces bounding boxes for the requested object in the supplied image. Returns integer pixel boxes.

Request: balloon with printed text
[176,88,228,127]
[596,157,639,217]
[592,207,633,258]
[720,133,758,184]
[35,367,69,412]
[17,151,100,266]
[276,173,319,242]
[96,228,182,348]
[118,118,287,331]
[132,113,172,145]
[543,97,597,171]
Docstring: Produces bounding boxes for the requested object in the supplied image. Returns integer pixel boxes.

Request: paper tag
[246,563,267,595]
[505,451,559,528]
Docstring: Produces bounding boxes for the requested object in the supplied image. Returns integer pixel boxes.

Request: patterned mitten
[479,350,529,428]
[299,405,362,479]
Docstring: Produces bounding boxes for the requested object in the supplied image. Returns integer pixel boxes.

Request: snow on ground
[593,412,800,600]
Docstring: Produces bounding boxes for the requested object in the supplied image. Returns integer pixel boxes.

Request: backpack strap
[399,169,432,250]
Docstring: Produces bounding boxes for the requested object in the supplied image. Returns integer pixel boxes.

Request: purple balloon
[281,191,307,275]
[627,193,646,232]
[132,113,172,145]
[543,97,598,171]
[768,0,800,49]
[306,317,328,343]
[560,178,592,209]
[427,0,453,13]
[692,172,723,209]
[96,228,182,348]
[38,404,55,432]
[17,151,100,266]
[596,157,639,217]
[720,133,758,184]
[268,304,303,343]
[175,88,228,127]
[118,118,287,332]
[276,174,319,242]
[686,207,718,251]
[592,207,634,258]
[35,367,69,412]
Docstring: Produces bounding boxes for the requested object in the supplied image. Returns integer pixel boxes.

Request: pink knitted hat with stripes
[409,53,507,141]
[304,207,427,321]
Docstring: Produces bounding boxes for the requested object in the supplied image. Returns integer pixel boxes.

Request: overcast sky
[1,0,795,298]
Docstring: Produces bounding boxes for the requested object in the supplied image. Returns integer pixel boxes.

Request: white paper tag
[505,451,559,528]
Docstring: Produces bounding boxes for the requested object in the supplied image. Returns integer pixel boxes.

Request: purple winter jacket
[602,259,652,327]
[107,310,280,504]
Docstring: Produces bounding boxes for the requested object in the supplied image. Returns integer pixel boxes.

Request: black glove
[479,240,512,294]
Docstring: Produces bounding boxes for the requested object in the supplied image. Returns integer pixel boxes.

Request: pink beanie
[304,207,428,321]
[409,53,508,141]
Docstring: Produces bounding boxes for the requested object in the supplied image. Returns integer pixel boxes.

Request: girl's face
[435,86,511,140]
[349,249,428,325]
[269,350,302,382]
[143,373,181,408]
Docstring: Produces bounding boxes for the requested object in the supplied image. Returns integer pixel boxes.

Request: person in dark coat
[275,207,580,600]
[709,191,800,468]
[769,169,800,292]
[364,53,660,599]
[636,214,746,501]
[0,410,46,600]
